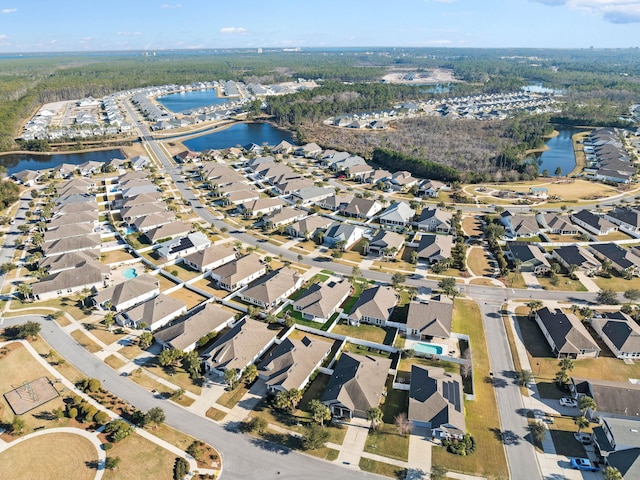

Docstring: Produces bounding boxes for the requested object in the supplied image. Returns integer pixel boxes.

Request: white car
[559,397,578,408]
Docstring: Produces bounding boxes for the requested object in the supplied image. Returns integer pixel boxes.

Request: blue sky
[1,0,639,52]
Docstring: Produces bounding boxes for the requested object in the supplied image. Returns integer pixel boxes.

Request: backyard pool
[123,268,138,279]
[124,226,136,235]
[413,342,444,356]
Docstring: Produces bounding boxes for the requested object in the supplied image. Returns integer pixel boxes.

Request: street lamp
[536,362,541,376]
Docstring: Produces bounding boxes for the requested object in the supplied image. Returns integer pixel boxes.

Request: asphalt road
[0,314,381,480]
[480,302,541,480]
[0,193,33,296]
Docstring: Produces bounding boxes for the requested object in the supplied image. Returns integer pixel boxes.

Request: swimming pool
[413,342,444,356]
[123,268,138,279]
[124,226,136,235]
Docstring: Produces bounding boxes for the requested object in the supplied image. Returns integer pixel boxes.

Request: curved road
[0,314,380,480]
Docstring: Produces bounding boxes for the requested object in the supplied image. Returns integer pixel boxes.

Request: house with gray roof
[39,249,100,274]
[347,285,397,327]
[506,243,551,275]
[571,210,617,236]
[589,243,640,277]
[536,213,578,235]
[292,186,334,205]
[552,245,602,276]
[499,211,540,238]
[144,221,192,244]
[48,210,99,230]
[182,245,237,273]
[591,311,640,359]
[406,299,453,341]
[155,232,211,261]
[12,169,43,186]
[240,267,304,309]
[416,234,453,264]
[242,197,286,217]
[593,417,640,478]
[570,377,640,420]
[414,208,453,234]
[42,234,101,258]
[534,307,600,359]
[316,193,354,211]
[419,180,446,198]
[321,352,392,419]
[133,211,176,232]
[367,230,405,258]
[154,303,236,352]
[202,317,278,377]
[116,293,186,331]
[121,202,166,224]
[324,223,365,250]
[92,273,160,311]
[604,206,640,234]
[293,281,352,323]
[32,260,110,301]
[341,197,383,219]
[259,336,332,394]
[379,201,415,229]
[209,254,267,291]
[43,223,94,244]
[264,207,306,229]
[286,215,333,239]
[408,365,465,440]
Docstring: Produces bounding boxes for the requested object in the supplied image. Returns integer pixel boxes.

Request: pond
[183,123,294,151]
[535,127,581,177]
[0,149,125,176]
[156,89,231,113]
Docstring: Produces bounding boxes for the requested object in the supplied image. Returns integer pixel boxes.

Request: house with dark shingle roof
[506,243,551,275]
[591,311,640,359]
[408,365,466,440]
[258,336,332,394]
[604,206,640,234]
[414,208,453,234]
[341,197,383,219]
[367,230,405,258]
[321,352,392,419]
[406,299,453,341]
[570,377,640,420]
[589,243,640,277]
[416,234,453,264]
[552,245,602,276]
[536,213,578,235]
[571,210,617,236]
[534,307,600,359]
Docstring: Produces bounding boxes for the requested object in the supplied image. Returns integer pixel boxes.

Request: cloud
[80,36,93,43]
[116,31,142,36]
[220,26,248,34]
[2,8,17,14]
[50,39,58,44]
[531,0,640,23]
[160,3,182,8]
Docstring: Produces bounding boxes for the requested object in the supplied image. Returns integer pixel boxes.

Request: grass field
[332,321,388,344]
[157,274,179,292]
[167,263,201,281]
[143,357,202,396]
[0,432,97,480]
[431,299,509,480]
[9,295,90,321]
[364,423,409,462]
[167,287,208,310]
[593,271,640,291]
[103,433,175,480]
[104,354,127,370]
[216,382,250,409]
[70,329,102,353]
[537,274,586,292]
[206,406,227,421]
[462,216,483,237]
[487,179,617,202]
[101,249,138,264]
[467,246,494,277]
[359,457,407,479]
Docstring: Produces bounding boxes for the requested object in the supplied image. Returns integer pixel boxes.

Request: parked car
[570,458,598,472]
[559,397,578,407]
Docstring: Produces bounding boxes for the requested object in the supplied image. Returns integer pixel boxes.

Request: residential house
[12,169,42,186]
[273,178,315,195]
[408,365,465,440]
[224,189,261,206]
[570,377,640,419]
[175,150,200,163]
[209,254,267,291]
[348,164,376,181]
[32,260,110,301]
[589,243,640,277]
[202,317,278,377]
[324,223,365,250]
[536,213,578,235]
[552,245,602,276]
[293,281,352,323]
[367,230,405,258]
[341,197,383,219]
[264,207,306,230]
[116,294,187,331]
[130,155,151,170]
[42,234,101,258]
[500,211,540,238]
[534,307,600,359]
[182,245,237,273]
[506,243,551,275]
[365,169,392,185]
[593,417,640,478]
[416,234,453,264]
[406,298,453,341]
[604,206,640,235]
[591,311,640,359]
[316,193,354,211]
[144,222,192,244]
[286,215,333,239]
[272,140,294,155]
[242,198,286,217]
[133,211,177,233]
[92,274,160,311]
[321,352,392,419]
[389,171,418,190]
[378,202,415,229]
[292,186,334,205]
[48,210,99,230]
[347,285,397,327]
[121,203,166,224]
[155,232,211,261]
[419,180,445,198]
[239,267,304,309]
[258,336,332,394]
[39,250,100,274]
[296,142,322,158]
[43,223,94,244]
[571,210,617,236]
[414,208,453,234]
[154,303,236,352]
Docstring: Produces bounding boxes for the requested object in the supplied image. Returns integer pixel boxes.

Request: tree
[526,300,543,317]
[159,349,184,368]
[394,412,412,436]
[9,321,41,340]
[308,399,332,427]
[351,266,362,278]
[367,407,383,431]
[578,396,596,416]
[603,466,623,480]
[11,416,25,435]
[103,312,115,332]
[181,350,201,379]
[247,305,261,319]
[224,368,238,388]
[530,420,547,445]
[105,456,121,470]
[517,369,533,386]
[105,419,133,443]
[147,407,166,429]
[139,331,153,349]
[173,457,190,480]
[574,415,589,434]
[554,166,563,176]
[438,277,458,298]
[302,423,329,450]
[624,288,640,301]
[391,272,406,288]
[410,250,419,264]
[265,313,278,324]
[554,369,570,388]
[247,416,268,434]
[16,282,32,302]
[274,388,302,413]
[243,364,258,384]
[597,288,619,305]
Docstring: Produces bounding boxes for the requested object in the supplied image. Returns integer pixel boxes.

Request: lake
[0,149,125,176]
[156,89,230,113]
[535,127,580,176]
[184,123,294,151]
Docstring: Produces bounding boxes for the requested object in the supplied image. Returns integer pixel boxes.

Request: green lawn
[381,377,409,424]
[537,274,587,292]
[359,457,407,479]
[431,299,509,480]
[216,381,250,409]
[364,423,410,462]
[332,321,388,344]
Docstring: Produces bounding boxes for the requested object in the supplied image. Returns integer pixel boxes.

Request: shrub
[173,457,190,480]
[94,411,110,425]
[103,442,113,451]
[67,407,78,419]
[442,434,476,456]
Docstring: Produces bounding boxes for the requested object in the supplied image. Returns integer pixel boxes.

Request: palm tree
[367,407,383,431]
[526,300,543,318]
[103,312,115,332]
[361,239,370,255]
[16,283,32,302]
[578,396,596,416]
[559,358,574,372]
[574,415,589,434]
[554,369,570,388]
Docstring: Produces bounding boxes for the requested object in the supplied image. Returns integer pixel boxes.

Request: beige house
[92,274,160,311]
[293,281,352,323]
[347,285,397,327]
[32,260,110,301]
[240,267,304,309]
[182,245,237,273]
[116,294,187,331]
[209,254,267,291]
